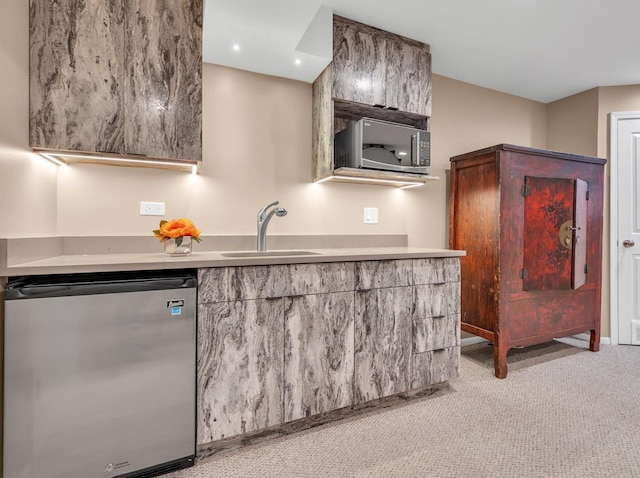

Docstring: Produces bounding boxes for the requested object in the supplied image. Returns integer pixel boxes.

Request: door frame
[608,111,640,345]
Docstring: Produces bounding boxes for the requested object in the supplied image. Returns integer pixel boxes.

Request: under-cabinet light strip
[314,176,334,184]
[315,174,424,188]
[39,152,198,174]
[398,182,424,190]
[40,153,67,167]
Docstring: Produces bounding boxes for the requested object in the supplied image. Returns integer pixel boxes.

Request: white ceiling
[203,0,640,104]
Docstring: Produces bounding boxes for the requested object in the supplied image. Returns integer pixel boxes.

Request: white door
[611,112,640,345]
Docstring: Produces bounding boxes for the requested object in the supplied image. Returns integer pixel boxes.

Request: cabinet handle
[434,348,446,353]
[265,296,282,301]
[98,150,146,158]
[286,295,305,299]
[356,289,371,293]
[433,315,446,319]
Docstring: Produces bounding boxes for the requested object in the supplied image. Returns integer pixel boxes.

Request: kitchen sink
[221,250,321,258]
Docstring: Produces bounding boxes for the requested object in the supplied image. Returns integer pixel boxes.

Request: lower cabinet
[284,292,354,421]
[197,298,284,443]
[196,257,460,446]
[354,286,413,402]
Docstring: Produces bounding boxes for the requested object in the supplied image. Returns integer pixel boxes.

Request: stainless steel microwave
[334,118,430,174]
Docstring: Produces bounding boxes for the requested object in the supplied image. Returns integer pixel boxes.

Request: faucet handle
[258,200,280,218]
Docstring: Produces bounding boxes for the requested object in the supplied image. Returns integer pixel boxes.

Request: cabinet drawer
[199,263,356,303]
[355,260,412,290]
[414,282,460,318]
[413,314,460,353]
[413,258,460,285]
[198,265,291,302]
[287,262,355,295]
[411,346,460,388]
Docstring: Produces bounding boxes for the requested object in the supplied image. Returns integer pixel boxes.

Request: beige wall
[597,86,640,159]
[431,75,548,160]
[547,89,599,156]
[0,0,58,237]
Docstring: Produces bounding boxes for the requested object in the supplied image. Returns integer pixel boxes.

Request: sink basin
[221,250,321,258]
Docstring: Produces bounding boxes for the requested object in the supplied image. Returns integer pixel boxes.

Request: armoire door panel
[523,176,575,290]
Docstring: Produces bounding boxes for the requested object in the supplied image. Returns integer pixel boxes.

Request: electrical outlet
[140,201,165,216]
[364,207,378,224]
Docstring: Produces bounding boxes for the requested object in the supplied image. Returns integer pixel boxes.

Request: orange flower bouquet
[153,218,201,256]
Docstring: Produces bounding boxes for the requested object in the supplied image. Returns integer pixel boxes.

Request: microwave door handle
[411,134,418,166]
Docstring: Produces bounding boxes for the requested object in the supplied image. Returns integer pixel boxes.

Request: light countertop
[1,245,465,277]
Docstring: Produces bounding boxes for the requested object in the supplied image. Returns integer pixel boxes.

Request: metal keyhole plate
[559,220,574,250]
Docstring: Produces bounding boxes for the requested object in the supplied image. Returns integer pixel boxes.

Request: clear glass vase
[164,236,192,256]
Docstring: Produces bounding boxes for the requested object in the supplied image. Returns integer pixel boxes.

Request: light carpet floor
[168,338,640,477]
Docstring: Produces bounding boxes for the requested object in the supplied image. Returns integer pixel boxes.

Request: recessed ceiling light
[295,58,301,65]
[398,151,407,156]
[232,44,240,51]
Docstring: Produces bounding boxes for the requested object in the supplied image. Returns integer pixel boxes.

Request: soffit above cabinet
[202,0,333,83]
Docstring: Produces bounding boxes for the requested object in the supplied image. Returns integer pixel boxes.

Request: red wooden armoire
[449,144,606,378]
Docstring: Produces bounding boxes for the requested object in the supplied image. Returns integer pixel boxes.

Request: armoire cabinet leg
[493,344,508,379]
[589,329,600,352]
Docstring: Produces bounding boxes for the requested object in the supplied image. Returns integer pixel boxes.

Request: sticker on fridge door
[167,299,184,315]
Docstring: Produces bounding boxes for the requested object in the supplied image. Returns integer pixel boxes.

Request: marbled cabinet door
[332,17,386,107]
[385,40,432,116]
[284,292,355,421]
[30,0,202,161]
[124,0,202,161]
[29,0,126,153]
[197,298,284,444]
[354,286,413,402]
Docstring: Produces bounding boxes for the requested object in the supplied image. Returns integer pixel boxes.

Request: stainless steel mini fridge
[3,269,197,478]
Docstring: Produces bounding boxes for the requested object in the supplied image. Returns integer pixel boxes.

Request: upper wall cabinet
[332,16,431,117]
[29,0,202,167]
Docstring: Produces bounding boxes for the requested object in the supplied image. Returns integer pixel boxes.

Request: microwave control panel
[414,131,431,167]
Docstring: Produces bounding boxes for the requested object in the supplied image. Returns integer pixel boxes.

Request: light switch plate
[140,201,165,216]
[364,207,378,224]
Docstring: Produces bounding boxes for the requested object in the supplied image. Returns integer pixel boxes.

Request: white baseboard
[461,337,488,347]
[571,333,611,345]
[461,334,611,347]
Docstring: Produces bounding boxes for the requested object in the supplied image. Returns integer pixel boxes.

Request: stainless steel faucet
[257,201,287,252]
